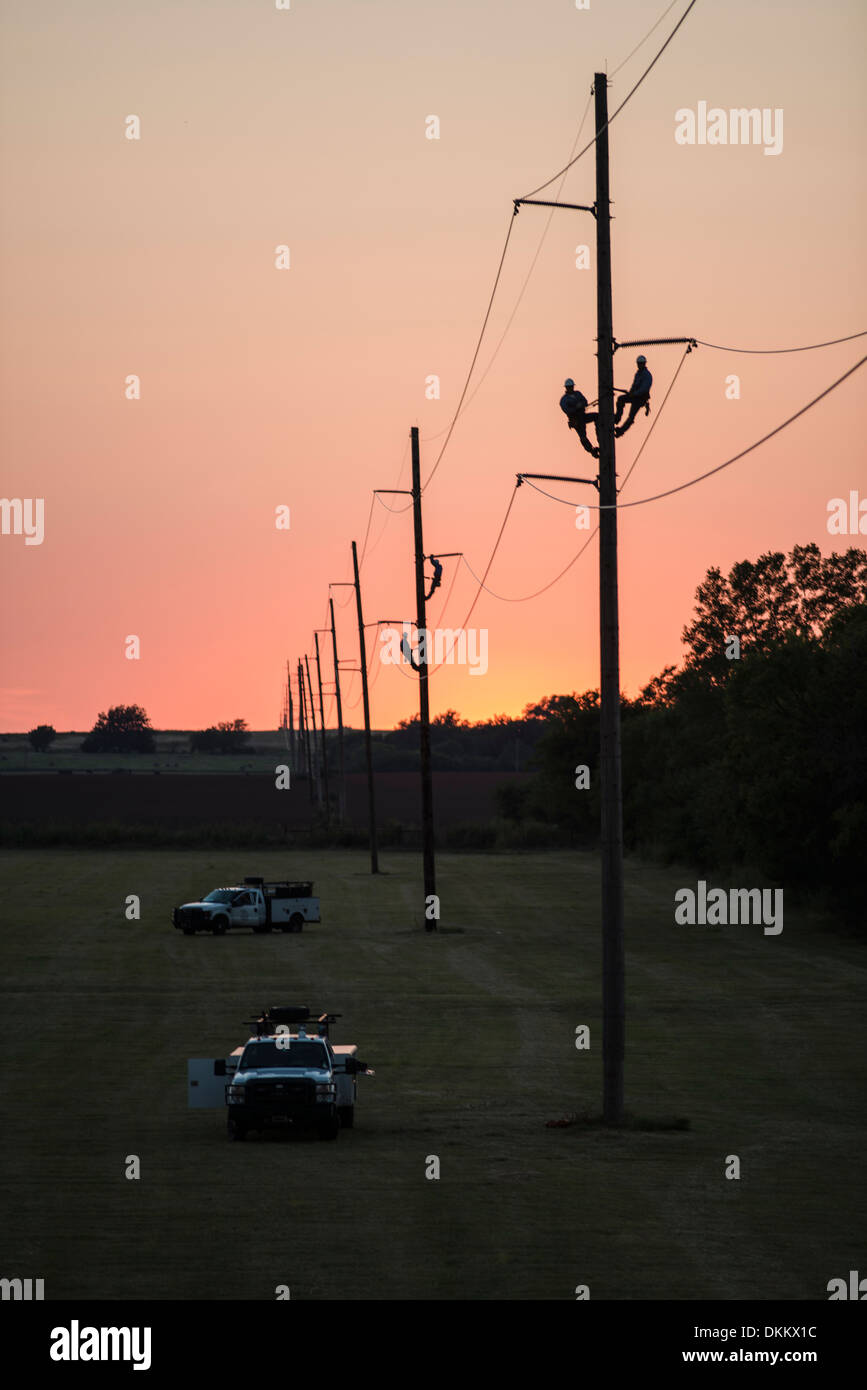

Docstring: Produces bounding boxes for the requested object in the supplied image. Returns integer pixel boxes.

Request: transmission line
[609,0,683,77]
[520,354,866,510]
[695,330,867,354]
[520,0,699,200]
[421,211,519,492]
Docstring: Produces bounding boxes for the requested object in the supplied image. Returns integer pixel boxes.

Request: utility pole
[594,72,625,1125]
[314,632,330,823]
[410,427,437,929]
[351,541,379,873]
[298,659,314,805]
[329,597,347,824]
[304,654,320,808]
[287,659,295,772]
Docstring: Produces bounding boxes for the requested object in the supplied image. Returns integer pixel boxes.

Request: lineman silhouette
[425,554,443,601]
[559,378,599,458]
[614,356,652,436]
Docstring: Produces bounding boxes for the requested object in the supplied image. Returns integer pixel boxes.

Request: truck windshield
[203,890,238,904]
[240,1042,330,1070]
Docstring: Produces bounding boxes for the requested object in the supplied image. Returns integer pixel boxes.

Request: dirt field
[0,770,530,835]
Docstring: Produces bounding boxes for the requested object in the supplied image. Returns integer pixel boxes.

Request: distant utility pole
[287,659,295,771]
[594,72,625,1126]
[304,654,320,807]
[329,597,347,825]
[411,428,437,929]
[352,542,379,873]
[298,659,314,805]
[314,632,330,823]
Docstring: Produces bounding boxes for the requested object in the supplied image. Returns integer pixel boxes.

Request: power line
[609,0,683,78]
[414,1,697,494]
[444,350,692,608]
[421,211,519,492]
[417,0,696,476]
[519,0,699,200]
[357,494,376,569]
[460,527,598,602]
[695,330,867,355]
[374,490,413,515]
[619,345,690,490]
[427,489,519,676]
[520,354,867,510]
[421,93,595,446]
[421,0,699,493]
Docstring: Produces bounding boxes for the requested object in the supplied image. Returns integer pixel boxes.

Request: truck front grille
[246,1079,313,1107]
[177,908,204,927]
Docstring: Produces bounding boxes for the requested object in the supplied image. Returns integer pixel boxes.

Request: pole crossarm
[517,471,599,490]
[614,336,697,352]
[374,489,413,495]
[514,197,596,217]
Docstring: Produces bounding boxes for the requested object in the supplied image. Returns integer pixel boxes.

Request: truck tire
[338,1105,354,1129]
[211,916,228,936]
[318,1116,339,1141]
[289,913,304,933]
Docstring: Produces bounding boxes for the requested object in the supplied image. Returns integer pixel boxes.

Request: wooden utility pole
[287,660,295,771]
[411,426,437,929]
[329,597,347,824]
[314,632,330,823]
[594,72,625,1125]
[298,659,314,805]
[351,540,379,873]
[304,655,320,807]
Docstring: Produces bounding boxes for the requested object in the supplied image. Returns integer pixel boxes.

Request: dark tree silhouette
[81,705,155,753]
[681,544,867,685]
[190,719,249,754]
[28,724,56,752]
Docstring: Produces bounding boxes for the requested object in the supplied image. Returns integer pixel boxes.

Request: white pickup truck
[172,877,320,935]
[187,1006,373,1140]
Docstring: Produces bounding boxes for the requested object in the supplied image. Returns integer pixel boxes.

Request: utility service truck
[172,877,320,935]
[187,1006,373,1140]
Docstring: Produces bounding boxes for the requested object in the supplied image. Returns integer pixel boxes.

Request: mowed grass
[1,848,864,1302]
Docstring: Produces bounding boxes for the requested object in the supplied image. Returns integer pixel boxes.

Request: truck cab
[187,1007,372,1141]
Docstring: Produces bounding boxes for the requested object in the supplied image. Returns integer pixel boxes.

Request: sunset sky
[2,0,865,732]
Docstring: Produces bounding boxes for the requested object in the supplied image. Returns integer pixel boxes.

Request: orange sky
[2,0,865,732]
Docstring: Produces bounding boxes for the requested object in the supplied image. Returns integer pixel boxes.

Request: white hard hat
[564,378,575,388]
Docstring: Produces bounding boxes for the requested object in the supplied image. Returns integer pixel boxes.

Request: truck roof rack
[243,1006,341,1039]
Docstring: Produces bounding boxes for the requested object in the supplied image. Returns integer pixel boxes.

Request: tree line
[510,544,866,903]
[24,541,865,900]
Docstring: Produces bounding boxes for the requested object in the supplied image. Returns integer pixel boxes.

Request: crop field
[0,772,531,840]
[1,848,864,1301]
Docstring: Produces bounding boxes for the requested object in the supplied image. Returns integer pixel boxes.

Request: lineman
[614,355,652,437]
[425,554,443,601]
[559,378,599,458]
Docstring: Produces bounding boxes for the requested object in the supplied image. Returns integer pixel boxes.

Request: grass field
[1,847,864,1301]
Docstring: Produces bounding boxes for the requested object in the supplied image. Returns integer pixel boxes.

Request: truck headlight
[315,1083,336,1101]
[227,1084,245,1104]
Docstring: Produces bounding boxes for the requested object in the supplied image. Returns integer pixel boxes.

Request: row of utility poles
[285,72,685,1120]
[290,428,438,924]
